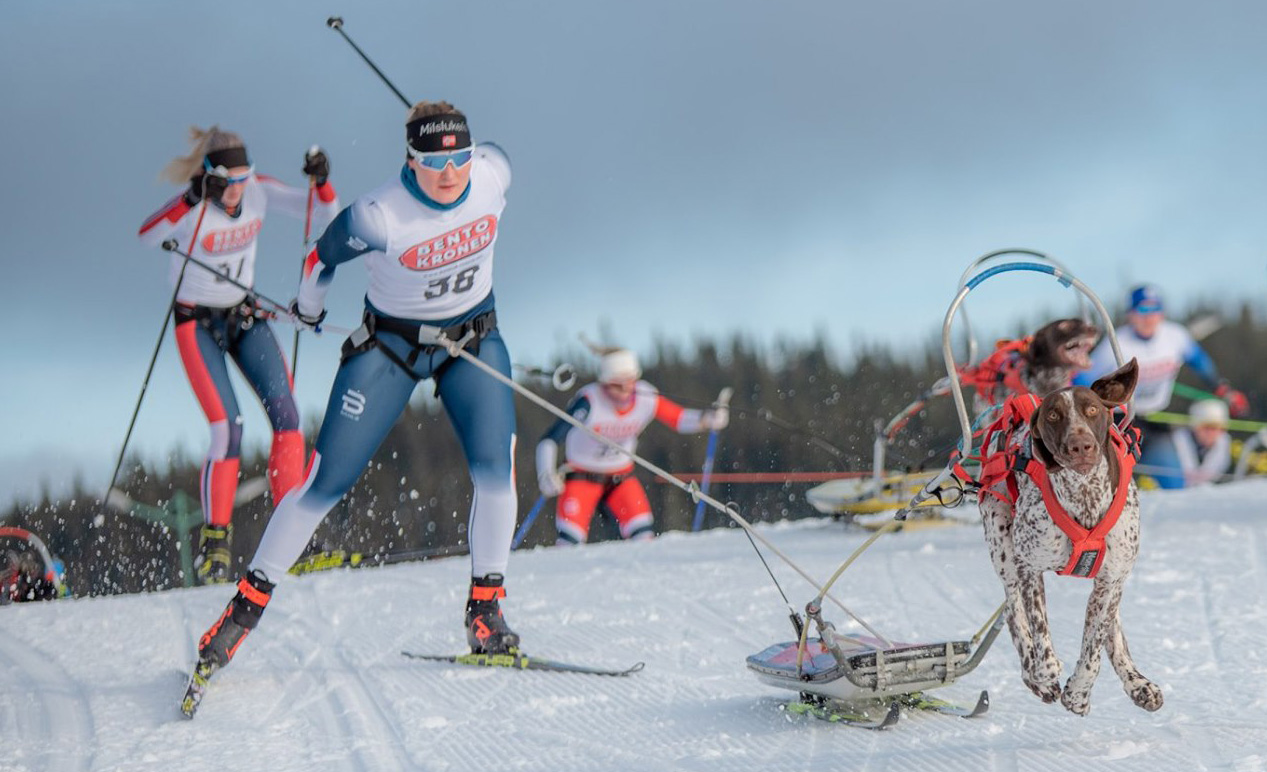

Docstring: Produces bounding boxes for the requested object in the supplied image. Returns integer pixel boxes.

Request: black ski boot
[194,525,233,585]
[182,570,274,718]
[464,573,520,654]
[198,569,274,668]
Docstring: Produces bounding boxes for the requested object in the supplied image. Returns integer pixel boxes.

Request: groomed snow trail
[3,481,1267,771]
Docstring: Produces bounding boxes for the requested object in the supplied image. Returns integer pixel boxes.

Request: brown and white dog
[978,358,1163,716]
[967,318,1099,416]
[1020,318,1099,397]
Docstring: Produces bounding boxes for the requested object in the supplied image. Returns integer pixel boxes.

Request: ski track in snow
[4,482,1267,770]
[0,615,95,772]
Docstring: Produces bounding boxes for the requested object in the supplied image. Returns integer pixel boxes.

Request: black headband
[205,146,250,171]
[406,113,471,153]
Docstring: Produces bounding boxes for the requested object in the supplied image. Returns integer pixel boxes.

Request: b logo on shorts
[341,389,366,419]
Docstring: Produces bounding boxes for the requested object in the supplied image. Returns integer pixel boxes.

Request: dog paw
[1061,685,1091,716]
[1034,654,1063,684]
[1023,675,1062,703]
[1130,682,1164,712]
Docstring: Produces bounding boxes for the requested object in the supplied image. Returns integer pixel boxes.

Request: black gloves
[183,173,229,206]
[303,147,330,185]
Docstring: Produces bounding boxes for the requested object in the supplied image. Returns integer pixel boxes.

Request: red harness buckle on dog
[973,395,1138,579]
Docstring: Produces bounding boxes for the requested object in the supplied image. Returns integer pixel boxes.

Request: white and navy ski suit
[138,174,339,527]
[250,146,518,581]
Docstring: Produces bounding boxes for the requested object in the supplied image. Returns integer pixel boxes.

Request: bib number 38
[424,266,479,300]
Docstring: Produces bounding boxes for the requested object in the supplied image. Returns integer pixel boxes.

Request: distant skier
[1074,284,1249,489]
[138,126,339,583]
[189,102,523,706]
[535,348,730,544]
[1170,399,1232,487]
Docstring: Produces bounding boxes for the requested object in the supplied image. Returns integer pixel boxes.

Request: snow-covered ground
[3,481,1267,772]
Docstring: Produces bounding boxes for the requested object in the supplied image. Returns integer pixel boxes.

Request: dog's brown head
[1030,358,1138,475]
[1026,318,1099,371]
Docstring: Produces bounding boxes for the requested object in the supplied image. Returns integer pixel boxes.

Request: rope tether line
[428,328,888,640]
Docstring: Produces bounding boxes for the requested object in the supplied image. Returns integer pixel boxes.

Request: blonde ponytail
[579,333,624,357]
[159,125,246,184]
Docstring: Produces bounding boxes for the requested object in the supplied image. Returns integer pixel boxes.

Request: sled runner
[747,592,1004,709]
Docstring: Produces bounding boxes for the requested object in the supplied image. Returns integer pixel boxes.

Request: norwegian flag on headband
[442,135,457,148]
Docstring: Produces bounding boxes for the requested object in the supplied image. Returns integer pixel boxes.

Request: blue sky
[3,0,1266,506]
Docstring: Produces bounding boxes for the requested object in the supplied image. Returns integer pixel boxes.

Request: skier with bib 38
[138,127,339,584]
[535,348,730,544]
[185,103,521,713]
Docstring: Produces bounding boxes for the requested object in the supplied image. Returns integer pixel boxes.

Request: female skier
[138,126,339,583]
[535,348,729,544]
[189,102,522,705]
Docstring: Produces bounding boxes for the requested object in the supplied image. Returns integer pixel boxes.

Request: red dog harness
[969,395,1140,579]
[958,337,1031,408]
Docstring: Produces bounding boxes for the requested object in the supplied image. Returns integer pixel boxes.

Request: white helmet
[1189,399,1229,428]
[599,349,641,383]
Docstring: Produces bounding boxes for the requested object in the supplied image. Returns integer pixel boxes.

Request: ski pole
[756,408,849,462]
[107,204,211,498]
[160,239,291,316]
[692,387,732,532]
[290,168,317,381]
[511,495,547,549]
[512,463,570,548]
[326,17,411,108]
[159,240,353,335]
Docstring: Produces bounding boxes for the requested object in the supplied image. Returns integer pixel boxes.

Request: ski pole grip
[716,387,734,408]
[327,16,344,29]
[160,239,178,252]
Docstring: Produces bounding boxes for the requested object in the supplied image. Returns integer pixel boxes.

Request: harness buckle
[414,323,447,347]
[348,323,371,350]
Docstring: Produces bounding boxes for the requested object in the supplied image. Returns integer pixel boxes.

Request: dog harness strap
[974,394,1040,505]
[958,336,1032,407]
[1026,429,1135,579]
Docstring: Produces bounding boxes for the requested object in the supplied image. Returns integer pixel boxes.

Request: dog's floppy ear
[1090,357,1139,406]
[1029,407,1059,470]
[1026,327,1051,365]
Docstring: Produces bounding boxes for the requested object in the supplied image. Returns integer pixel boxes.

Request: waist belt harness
[341,309,498,389]
[565,469,631,491]
[175,301,270,350]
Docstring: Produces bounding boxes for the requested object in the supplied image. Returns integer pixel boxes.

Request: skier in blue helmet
[1075,284,1249,488]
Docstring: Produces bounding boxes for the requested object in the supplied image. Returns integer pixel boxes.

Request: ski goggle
[203,158,255,184]
[407,145,474,171]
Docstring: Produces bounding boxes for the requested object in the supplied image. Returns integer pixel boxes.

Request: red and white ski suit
[536,382,709,543]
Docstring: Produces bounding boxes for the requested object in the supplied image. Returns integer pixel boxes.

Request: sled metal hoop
[942,261,1128,455]
[955,249,1092,365]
